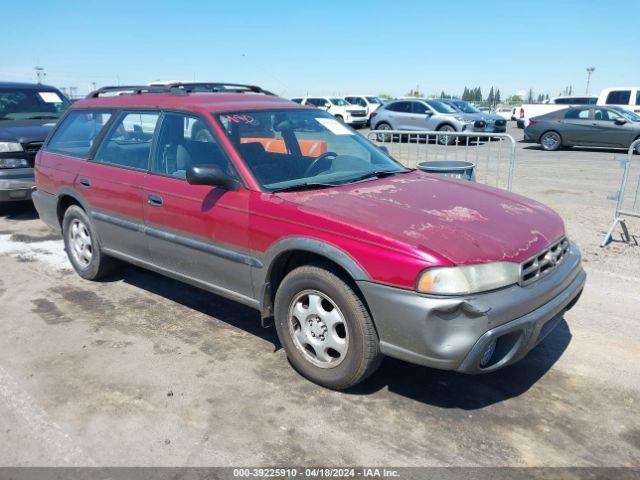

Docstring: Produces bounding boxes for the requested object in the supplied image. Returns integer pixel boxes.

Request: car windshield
[217,109,408,192]
[425,100,458,114]
[366,96,382,104]
[330,98,350,106]
[615,108,640,122]
[0,88,70,120]
[452,101,480,114]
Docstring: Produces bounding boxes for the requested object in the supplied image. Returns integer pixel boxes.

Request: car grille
[519,237,570,286]
[349,110,367,117]
[21,141,44,167]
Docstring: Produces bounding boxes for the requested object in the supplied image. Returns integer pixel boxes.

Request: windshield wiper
[271,182,338,193]
[340,169,410,185]
[25,115,59,120]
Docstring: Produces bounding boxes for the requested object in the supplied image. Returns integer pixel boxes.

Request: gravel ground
[0,124,638,467]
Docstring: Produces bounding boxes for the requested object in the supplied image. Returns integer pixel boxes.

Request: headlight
[0,158,30,168]
[416,262,520,295]
[0,142,23,153]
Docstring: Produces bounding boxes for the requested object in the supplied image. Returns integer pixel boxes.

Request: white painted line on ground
[0,366,95,465]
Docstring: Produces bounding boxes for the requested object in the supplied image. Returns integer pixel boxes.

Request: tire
[437,124,457,145]
[375,122,393,142]
[540,130,562,151]
[274,264,382,389]
[62,205,116,280]
[634,139,640,155]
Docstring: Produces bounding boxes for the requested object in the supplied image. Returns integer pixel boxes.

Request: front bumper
[346,117,368,125]
[357,242,585,373]
[0,168,35,202]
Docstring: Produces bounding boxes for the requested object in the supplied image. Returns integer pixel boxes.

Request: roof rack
[86,82,276,99]
[166,82,276,96]
[86,85,170,98]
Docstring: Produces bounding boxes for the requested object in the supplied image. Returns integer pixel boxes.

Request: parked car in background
[300,97,367,126]
[495,106,515,121]
[344,95,384,124]
[597,87,640,114]
[524,106,640,153]
[517,96,598,128]
[0,82,70,204]
[33,82,585,389]
[371,98,502,144]
[439,99,507,133]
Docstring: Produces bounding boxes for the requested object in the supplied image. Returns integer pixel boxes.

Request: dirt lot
[0,124,639,467]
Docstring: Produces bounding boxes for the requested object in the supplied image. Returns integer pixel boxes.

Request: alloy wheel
[68,219,93,267]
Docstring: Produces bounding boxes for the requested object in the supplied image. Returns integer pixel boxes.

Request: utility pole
[35,66,46,84]
[586,67,595,95]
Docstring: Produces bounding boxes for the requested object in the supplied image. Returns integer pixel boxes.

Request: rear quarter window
[46,110,113,159]
[606,90,632,105]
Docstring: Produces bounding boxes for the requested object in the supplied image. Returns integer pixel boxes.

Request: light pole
[586,67,595,95]
[35,66,46,84]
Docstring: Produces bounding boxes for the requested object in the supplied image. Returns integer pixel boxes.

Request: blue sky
[2,0,638,98]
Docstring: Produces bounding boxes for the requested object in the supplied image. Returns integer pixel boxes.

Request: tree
[527,88,534,103]
[545,93,549,101]
[507,95,522,104]
[487,86,495,106]
[462,87,469,101]
[495,89,501,105]
[476,87,483,102]
[379,93,393,100]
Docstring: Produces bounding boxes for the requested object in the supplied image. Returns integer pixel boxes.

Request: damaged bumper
[357,242,585,373]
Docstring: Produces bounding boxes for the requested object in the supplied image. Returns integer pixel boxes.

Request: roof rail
[86,83,276,99]
[86,85,170,98]
[166,82,276,96]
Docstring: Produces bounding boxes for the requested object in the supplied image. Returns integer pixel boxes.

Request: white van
[597,87,640,114]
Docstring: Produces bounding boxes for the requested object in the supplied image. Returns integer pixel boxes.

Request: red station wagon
[33,83,586,389]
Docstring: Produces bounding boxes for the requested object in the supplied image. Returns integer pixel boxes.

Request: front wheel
[63,205,116,280]
[540,131,562,151]
[274,264,382,389]
[437,125,457,145]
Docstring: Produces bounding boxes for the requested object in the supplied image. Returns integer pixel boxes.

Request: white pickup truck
[517,96,597,128]
[597,87,640,114]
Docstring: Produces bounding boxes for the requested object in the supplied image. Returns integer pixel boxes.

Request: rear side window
[606,90,631,105]
[387,101,411,113]
[47,110,112,158]
[93,111,160,170]
[564,108,590,119]
[636,91,640,106]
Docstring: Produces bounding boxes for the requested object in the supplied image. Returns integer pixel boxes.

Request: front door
[79,110,160,261]
[592,108,636,147]
[142,112,254,300]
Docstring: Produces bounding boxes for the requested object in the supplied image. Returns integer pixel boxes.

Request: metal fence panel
[602,139,640,246]
[367,130,516,191]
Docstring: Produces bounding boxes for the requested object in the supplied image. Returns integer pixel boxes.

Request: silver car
[370,98,486,144]
[441,99,507,133]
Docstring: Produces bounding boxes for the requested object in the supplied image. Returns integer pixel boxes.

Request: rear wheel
[375,122,393,142]
[274,264,382,389]
[634,139,640,155]
[62,205,116,280]
[540,131,562,151]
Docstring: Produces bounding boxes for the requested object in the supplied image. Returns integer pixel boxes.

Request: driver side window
[151,112,231,180]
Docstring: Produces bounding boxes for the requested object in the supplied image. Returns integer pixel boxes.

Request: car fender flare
[436,122,458,132]
[56,186,92,216]
[260,237,369,284]
[256,237,370,323]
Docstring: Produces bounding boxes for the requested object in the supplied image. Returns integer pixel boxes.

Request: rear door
[79,110,160,261]
[560,107,593,144]
[387,101,412,129]
[142,111,254,300]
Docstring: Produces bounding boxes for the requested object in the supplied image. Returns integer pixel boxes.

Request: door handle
[147,194,164,207]
[79,178,91,188]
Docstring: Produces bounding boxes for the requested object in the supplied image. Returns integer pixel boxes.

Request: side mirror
[186,164,239,191]
[614,117,628,125]
[323,103,331,109]
[378,145,390,154]
[424,110,433,116]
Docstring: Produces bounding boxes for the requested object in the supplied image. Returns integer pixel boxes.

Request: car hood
[277,171,565,265]
[460,112,504,122]
[0,118,58,143]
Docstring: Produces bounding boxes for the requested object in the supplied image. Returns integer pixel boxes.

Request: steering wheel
[304,151,338,177]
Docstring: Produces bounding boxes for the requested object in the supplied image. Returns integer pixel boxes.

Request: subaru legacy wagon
[33,82,585,389]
